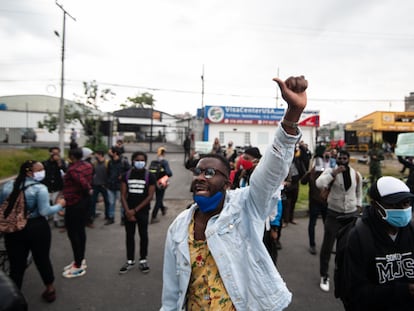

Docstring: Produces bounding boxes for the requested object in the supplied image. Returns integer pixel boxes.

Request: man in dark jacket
[343,176,414,311]
[150,147,173,223]
[42,147,67,228]
[301,158,327,255]
[107,147,130,225]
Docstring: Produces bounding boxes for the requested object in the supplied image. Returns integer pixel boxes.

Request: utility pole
[150,107,153,153]
[201,65,205,112]
[56,1,76,157]
[200,65,205,141]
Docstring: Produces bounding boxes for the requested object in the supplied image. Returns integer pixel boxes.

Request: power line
[0,78,406,104]
[72,79,406,103]
[243,21,414,41]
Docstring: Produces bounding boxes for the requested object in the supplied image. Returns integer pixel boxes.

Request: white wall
[208,123,317,154]
[0,110,84,143]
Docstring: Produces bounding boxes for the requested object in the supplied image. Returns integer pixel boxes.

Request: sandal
[42,289,56,303]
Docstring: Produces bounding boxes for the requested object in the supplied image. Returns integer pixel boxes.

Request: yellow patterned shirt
[186,217,235,311]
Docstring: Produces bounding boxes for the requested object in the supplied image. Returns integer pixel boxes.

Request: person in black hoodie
[107,147,130,225]
[42,147,67,228]
[343,176,414,311]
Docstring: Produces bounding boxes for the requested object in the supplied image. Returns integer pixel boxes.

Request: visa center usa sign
[205,106,285,125]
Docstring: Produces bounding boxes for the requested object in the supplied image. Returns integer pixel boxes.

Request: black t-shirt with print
[123,168,156,212]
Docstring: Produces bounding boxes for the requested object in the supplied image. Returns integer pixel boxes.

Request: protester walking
[316,150,362,292]
[301,157,328,255]
[368,143,384,184]
[183,135,191,165]
[150,147,173,223]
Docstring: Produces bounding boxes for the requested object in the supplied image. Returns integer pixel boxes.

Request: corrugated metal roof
[0,95,102,115]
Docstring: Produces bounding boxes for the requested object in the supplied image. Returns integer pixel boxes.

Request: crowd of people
[0,139,174,305]
[179,133,414,310]
[2,75,414,310]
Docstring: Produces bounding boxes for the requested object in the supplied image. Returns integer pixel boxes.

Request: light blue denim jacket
[0,177,63,219]
[161,126,300,311]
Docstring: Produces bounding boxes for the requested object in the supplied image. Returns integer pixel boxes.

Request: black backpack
[149,160,166,180]
[334,215,373,304]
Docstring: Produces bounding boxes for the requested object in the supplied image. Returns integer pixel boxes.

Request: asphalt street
[19,148,344,311]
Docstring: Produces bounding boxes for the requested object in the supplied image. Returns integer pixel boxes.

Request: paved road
[20,151,345,311]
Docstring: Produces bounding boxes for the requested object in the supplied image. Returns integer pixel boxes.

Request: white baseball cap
[370,176,414,204]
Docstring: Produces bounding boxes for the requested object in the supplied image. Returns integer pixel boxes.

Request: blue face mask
[134,161,146,170]
[194,191,224,213]
[378,203,412,228]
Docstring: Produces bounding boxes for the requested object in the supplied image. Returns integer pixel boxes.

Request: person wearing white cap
[342,176,414,311]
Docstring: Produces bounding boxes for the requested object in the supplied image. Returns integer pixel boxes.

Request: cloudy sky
[1,0,414,124]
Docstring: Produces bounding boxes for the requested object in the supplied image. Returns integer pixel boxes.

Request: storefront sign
[205,106,319,127]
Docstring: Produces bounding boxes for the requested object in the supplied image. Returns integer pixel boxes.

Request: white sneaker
[62,265,86,278]
[63,259,87,271]
[320,276,330,292]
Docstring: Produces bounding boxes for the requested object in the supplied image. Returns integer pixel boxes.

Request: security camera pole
[56,1,76,157]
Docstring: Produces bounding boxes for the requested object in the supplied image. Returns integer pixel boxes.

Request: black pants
[5,217,54,289]
[124,209,149,261]
[308,200,328,247]
[65,199,88,267]
[263,230,278,266]
[283,183,299,223]
[319,209,358,277]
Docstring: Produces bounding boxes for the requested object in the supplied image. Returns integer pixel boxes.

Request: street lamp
[56,1,75,157]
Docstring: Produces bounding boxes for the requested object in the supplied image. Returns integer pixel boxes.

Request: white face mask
[33,170,45,181]
[134,161,146,170]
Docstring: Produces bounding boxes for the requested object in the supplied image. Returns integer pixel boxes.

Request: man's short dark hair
[69,147,83,160]
[49,146,60,153]
[131,151,147,162]
[338,150,350,158]
[199,154,231,177]
[111,147,122,156]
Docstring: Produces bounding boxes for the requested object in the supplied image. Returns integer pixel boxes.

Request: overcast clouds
[1,0,414,124]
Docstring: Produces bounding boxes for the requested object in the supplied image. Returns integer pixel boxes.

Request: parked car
[21,128,37,143]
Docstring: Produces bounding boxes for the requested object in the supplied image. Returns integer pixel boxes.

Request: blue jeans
[91,185,109,220]
[308,200,327,247]
[151,187,166,219]
[107,189,120,220]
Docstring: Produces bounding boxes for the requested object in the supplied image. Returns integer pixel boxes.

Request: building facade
[345,111,414,151]
[196,105,320,154]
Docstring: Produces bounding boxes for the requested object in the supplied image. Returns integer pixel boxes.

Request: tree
[126,92,156,108]
[38,80,115,151]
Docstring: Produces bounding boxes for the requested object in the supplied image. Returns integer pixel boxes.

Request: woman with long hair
[0,160,65,303]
